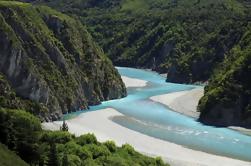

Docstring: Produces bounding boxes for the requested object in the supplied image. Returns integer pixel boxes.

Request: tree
[0,109,41,164]
[47,143,59,166]
[60,120,68,131]
[62,153,68,166]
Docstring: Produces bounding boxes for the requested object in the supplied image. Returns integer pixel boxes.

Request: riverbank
[150,87,251,136]
[229,126,251,136]
[121,76,147,88]
[42,108,251,166]
[150,87,204,118]
[43,73,251,165]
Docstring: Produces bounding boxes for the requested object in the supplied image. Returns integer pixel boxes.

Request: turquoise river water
[66,67,251,162]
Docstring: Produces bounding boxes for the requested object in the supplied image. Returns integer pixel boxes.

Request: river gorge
[43,67,251,166]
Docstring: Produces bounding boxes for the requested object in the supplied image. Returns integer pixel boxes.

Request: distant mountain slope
[33,0,250,83]
[0,1,126,121]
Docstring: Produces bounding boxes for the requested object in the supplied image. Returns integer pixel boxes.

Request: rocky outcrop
[198,27,251,128]
[0,2,126,121]
[199,103,243,127]
[199,95,251,128]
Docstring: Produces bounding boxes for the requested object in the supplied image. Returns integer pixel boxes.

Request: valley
[0,0,251,165]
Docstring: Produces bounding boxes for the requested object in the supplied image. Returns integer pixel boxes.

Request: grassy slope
[0,143,28,166]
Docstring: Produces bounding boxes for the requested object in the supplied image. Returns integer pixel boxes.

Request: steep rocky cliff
[0,1,126,121]
[198,25,251,127]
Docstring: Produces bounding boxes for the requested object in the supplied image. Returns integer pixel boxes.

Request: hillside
[31,0,251,127]
[0,2,170,165]
[33,0,250,83]
[0,1,126,121]
[0,143,28,166]
[198,25,251,127]
[0,108,168,165]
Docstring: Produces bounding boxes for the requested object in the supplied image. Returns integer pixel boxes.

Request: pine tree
[47,143,59,166]
[60,120,68,131]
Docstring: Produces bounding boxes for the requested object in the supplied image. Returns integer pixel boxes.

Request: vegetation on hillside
[0,73,49,117]
[0,143,28,166]
[32,0,251,127]
[0,0,126,121]
[34,0,251,83]
[0,2,170,165]
[1,1,251,165]
[0,108,168,166]
[198,25,251,127]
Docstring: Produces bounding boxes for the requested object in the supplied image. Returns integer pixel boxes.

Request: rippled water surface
[66,67,251,162]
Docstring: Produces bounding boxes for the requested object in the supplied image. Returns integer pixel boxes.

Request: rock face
[198,27,251,128]
[0,2,126,121]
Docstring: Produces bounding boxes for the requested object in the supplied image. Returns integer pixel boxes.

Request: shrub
[40,131,73,144]
[76,133,98,146]
[85,144,111,159]
[64,141,92,160]
[103,141,117,153]
[67,154,82,166]
[155,157,165,166]
[121,144,135,155]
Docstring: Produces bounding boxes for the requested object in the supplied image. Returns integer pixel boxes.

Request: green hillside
[0,108,168,166]
[31,0,251,127]
[0,143,28,166]
[0,1,170,165]
[0,0,126,121]
[34,0,250,83]
[198,25,251,127]
[0,0,251,164]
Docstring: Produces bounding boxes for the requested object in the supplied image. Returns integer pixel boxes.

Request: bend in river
[65,67,251,162]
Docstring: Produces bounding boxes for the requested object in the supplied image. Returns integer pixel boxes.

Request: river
[65,67,251,162]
